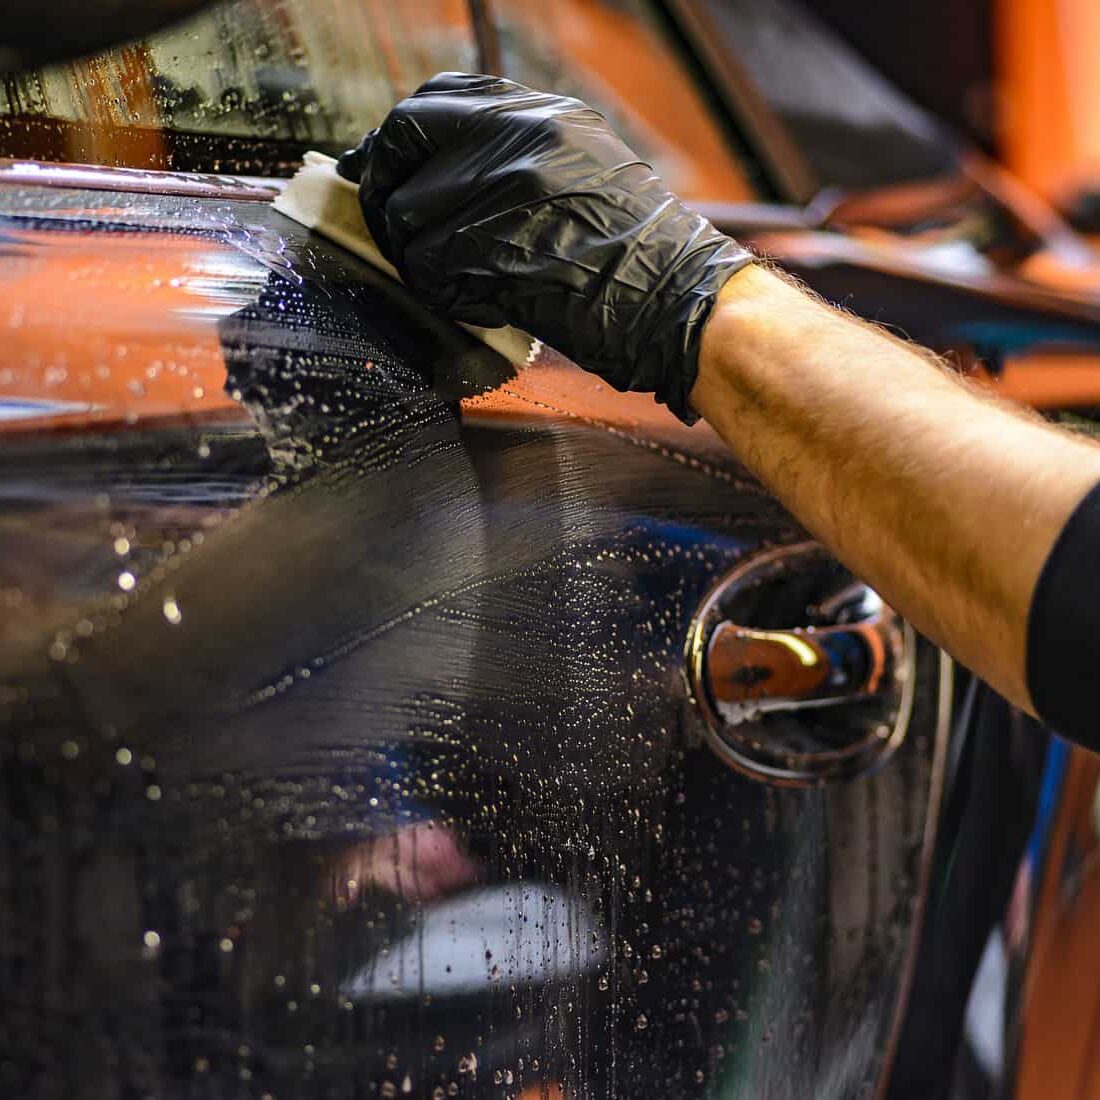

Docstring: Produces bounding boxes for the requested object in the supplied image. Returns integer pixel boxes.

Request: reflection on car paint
[0,397,99,420]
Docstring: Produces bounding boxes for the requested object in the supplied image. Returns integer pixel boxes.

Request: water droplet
[115,747,133,765]
[162,595,182,625]
[117,571,136,591]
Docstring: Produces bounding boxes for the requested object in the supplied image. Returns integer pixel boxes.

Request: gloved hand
[337,73,753,422]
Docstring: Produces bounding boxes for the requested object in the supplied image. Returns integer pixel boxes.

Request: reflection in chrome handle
[707,611,889,725]
[685,544,914,785]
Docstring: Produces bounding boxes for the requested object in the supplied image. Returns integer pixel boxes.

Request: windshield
[0,0,755,202]
[685,0,959,193]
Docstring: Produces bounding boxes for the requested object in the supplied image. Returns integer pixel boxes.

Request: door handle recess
[685,543,915,786]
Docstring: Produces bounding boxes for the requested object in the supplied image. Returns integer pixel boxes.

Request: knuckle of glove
[411,72,505,96]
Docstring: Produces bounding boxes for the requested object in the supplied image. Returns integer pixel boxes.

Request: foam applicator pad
[273,152,540,369]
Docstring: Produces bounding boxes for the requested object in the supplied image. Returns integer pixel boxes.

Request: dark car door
[0,171,950,1100]
[0,3,950,1098]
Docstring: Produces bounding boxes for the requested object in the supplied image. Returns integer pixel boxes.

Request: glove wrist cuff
[638,241,755,424]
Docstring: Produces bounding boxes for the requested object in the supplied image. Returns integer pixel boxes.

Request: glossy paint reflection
[1,182,948,1098]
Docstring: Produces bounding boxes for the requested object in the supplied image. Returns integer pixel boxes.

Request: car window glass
[1,0,758,203]
[497,0,758,202]
[0,0,478,174]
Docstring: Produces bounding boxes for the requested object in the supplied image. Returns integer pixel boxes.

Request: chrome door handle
[685,543,915,785]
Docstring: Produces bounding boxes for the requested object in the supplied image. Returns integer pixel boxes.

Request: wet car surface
[27,0,1100,1093]
[0,178,951,1098]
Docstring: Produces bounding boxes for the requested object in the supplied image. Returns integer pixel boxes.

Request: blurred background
[3,0,1099,210]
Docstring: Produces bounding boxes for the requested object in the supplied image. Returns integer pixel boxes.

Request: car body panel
[0,178,952,1098]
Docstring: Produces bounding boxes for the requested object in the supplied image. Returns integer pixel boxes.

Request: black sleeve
[1027,480,1100,749]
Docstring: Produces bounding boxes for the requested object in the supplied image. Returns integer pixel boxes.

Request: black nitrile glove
[337,73,753,422]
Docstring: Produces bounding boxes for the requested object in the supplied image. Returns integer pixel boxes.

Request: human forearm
[692,265,1100,713]
[345,75,1100,728]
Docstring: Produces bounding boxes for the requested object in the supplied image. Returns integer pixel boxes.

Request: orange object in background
[996,352,1100,411]
[996,0,1100,209]
[990,0,1100,411]
[500,0,755,204]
